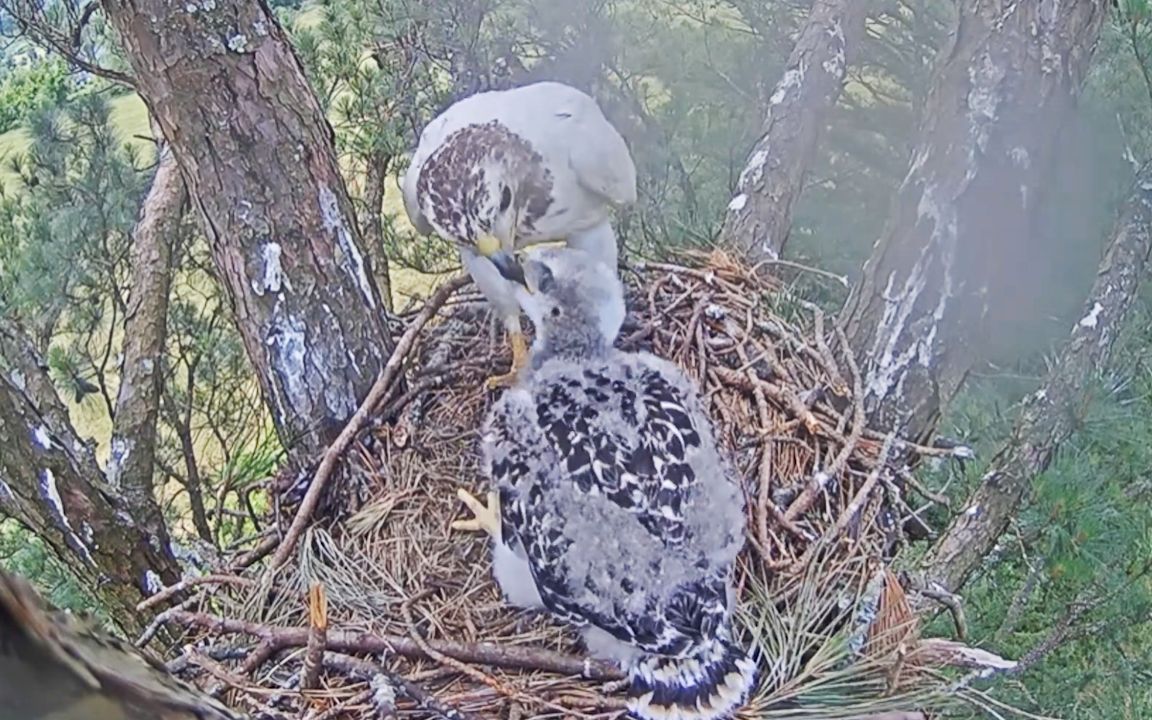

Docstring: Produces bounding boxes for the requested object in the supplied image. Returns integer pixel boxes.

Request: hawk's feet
[485,330,530,390]
[451,488,501,539]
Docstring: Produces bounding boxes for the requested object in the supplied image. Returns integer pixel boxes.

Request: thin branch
[165,610,624,681]
[266,274,470,573]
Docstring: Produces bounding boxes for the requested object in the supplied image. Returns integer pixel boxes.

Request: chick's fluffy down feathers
[482,349,756,719]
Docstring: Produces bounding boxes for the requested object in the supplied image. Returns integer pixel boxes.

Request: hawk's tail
[626,637,758,720]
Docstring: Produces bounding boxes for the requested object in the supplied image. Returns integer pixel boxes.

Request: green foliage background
[1,0,1150,716]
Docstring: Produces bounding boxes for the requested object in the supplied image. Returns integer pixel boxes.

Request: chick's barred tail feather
[628,636,758,720]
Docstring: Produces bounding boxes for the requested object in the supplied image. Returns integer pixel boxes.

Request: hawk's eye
[499,186,513,212]
[537,265,556,293]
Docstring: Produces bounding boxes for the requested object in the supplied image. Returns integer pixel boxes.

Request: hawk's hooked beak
[490,250,529,290]
[477,234,530,291]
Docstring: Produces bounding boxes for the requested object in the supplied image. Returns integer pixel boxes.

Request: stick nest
[149,252,993,720]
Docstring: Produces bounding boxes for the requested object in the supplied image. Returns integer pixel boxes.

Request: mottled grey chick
[454,247,757,720]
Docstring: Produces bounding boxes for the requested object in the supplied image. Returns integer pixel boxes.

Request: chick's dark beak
[489,250,528,289]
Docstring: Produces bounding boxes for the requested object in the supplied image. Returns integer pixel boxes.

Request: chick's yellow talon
[451,488,501,538]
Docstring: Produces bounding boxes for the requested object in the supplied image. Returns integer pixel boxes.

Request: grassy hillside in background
[0,85,446,303]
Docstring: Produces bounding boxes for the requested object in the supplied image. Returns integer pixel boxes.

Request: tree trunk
[0,319,182,635]
[840,0,1108,442]
[109,127,185,550]
[919,169,1152,596]
[720,0,867,261]
[100,0,394,458]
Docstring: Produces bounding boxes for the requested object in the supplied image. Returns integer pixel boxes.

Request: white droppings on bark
[864,182,958,408]
[965,504,981,517]
[727,193,747,212]
[319,186,377,309]
[8,369,25,391]
[953,446,975,460]
[144,569,165,594]
[39,468,96,566]
[823,19,846,76]
[227,33,248,52]
[1077,302,1103,329]
[0,478,14,505]
[253,19,269,36]
[967,52,1007,153]
[106,436,133,488]
[31,424,53,449]
[253,242,284,296]
[738,149,770,189]
[80,521,94,546]
[770,64,806,106]
[265,310,308,421]
[1010,147,1030,168]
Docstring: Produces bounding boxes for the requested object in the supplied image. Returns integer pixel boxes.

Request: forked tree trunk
[920,170,1152,595]
[841,0,1108,442]
[109,128,185,548]
[100,0,393,458]
[720,0,868,260]
[0,319,182,635]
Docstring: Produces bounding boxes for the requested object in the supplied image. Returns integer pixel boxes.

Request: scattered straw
[141,252,1010,719]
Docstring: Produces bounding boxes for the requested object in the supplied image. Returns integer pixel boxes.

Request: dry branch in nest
[137,252,1014,719]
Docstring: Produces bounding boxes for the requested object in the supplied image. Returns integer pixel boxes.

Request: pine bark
[840,0,1108,442]
[919,170,1152,595]
[720,0,867,260]
[0,319,182,635]
[109,130,185,549]
[100,0,393,457]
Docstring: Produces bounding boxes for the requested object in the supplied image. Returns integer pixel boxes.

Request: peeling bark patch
[318,186,376,310]
[9,369,25,391]
[253,241,284,295]
[106,436,133,488]
[31,424,53,449]
[38,468,96,566]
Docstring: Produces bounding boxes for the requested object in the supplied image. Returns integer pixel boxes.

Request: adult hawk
[401,81,637,387]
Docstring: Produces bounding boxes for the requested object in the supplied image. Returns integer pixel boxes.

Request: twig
[399,598,578,717]
[917,584,969,641]
[301,583,329,690]
[165,610,624,680]
[751,258,849,287]
[267,274,470,573]
[136,574,255,612]
[324,652,481,720]
[135,594,199,647]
